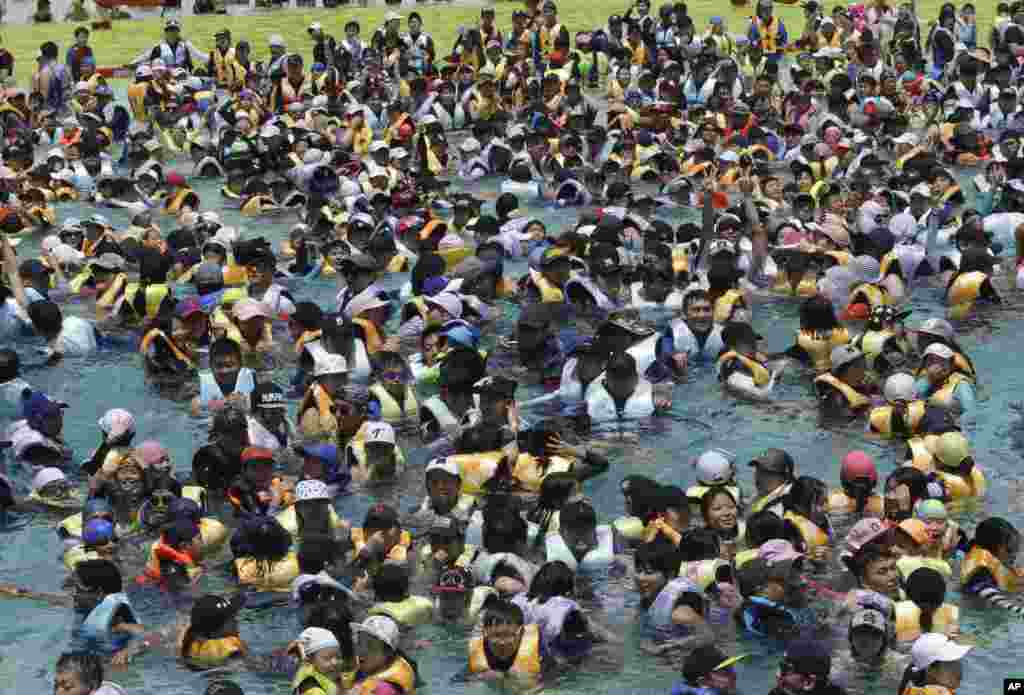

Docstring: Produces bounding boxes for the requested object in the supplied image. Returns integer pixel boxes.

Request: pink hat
[760,539,805,565]
[841,518,889,560]
[234,298,272,322]
[137,440,169,469]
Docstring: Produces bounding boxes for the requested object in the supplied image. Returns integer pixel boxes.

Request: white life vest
[625,333,660,377]
[545,525,614,572]
[247,416,286,451]
[670,319,725,361]
[556,358,586,403]
[404,32,432,70]
[512,594,582,650]
[260,284,295,318]
[585,377,656,422]
[198,368,255,408]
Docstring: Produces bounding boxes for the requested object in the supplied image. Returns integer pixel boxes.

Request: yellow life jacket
[783,511,829,551]
[798,327,851,372]
[961,546,1018,592]
[814,373,871,411]
[275,504,346,537]
[234,552,300,592]
[292,662,337,695]
[187,636,245,666]
[122,282,171,321]
[386,255,408,273]
[906,435,938,474]
[144,540,202,582]
[773,269,819,297]
[713,289,745,323]
[869,400,927,437]
[935,467,986,499]
[849,282,890,309]
[894,601,959,642]
[350,528,411,563]
[64,546,102,571]
[612,516,645,542]
[354,656,416,695]
[928,372,970,410]
[468,623,542,676]
[96,273,128,314]
[901,687,955,695]
[825,489,883,514]
[750,483,791,514]
[438,246,473,273]
[896,554,953,581]
[140,328,196,369]
[199,517,229,556]
[127,82,148,122]
[528,268,564,303]
[512,453,574,493]
[368,595,434,627]
[368,383,420,422]
[817,30,842,48]
[947,271,988,319]
[164,188,199,215]
[735,547,759,568]
[347,439,406,481]
[539,22,565,55]
[352,317,384,354]
[717,350,771,387]
[212,47,236,86]
[750,16,783,53]
[859,328,910,371]
[300,383,335,421]
[449,451,505,496]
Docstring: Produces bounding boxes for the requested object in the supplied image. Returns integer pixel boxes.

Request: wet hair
[842,467,877,515]
[844,538,895,582]
[885,468,929,505]
[527,472,579,545]
[621,475,661,518]
[411,253,446,296]
[784,476,828,519]
[481,597,525,627]
[967,517,1020,556]
[527,561,576,603]
[372,562,410,603]
[210,337,242,364]
[231,516,292,579]
[55,652,103,692]
[297,534,338,575]
[296,498,334,541]
[683,289,711,311]
[677,528,721,562]
[905,567,946,633]
[482,503,528,553]
[799,294,841,333]
[635,536,681,576]
[744,511,790,548]
[304,600,355,661]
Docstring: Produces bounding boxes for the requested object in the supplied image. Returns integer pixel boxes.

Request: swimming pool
[2,165,1023,695]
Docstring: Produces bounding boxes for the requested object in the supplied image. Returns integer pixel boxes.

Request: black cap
[433,566,474,594]
[363,503,400,532]
[292,301,323,329]
[473,376,517,399]
[748,448,795,476]
[428,517,463,541]
[338,253,381,272]
[252,381,287,410]
[518,302,562,328]
[736,556,796,596]
[683,645,745,684]
[190,594,243,634]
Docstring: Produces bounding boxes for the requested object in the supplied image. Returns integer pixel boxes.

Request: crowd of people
[3,0,1024,693]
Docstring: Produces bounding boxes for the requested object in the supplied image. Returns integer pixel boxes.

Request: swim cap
[694,449,735,485]
[298,627,340,657]
[883,373,916,403]
[933,432,970,469]
[916,499,947,520]
[83,518,115,545]
[840,451,877,482]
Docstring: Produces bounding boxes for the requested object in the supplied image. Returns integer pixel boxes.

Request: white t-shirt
[54,316,98,356]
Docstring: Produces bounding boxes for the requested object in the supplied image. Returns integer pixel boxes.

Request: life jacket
[350,528,412,564]
[279,76,309,109]
[612,516,645,541]
[896,555,953,581]
[894,601,959,642]
[947,271,989,318]
[127,82,148,122]
[961,546,1018,592]
[199,368,255,408]
[825,489,884,514]
[512,453,574,493]
[539,22,565,56]
[368,383,419,422]
[670,320,725,361]
[713,289,745,323]
[528,268,565,303]
[926,372,970,411]
[905,435,939,473]
[679,558,732,591]
[649,577,702,632]
[817,30,842,48]
[94,273,128,317]
[750,483,791,514]
[160,41,189,68]
[418,542,479,576]
[586,377,656,422]
[783,511,830,551]
[346,439,406,480]
[849,282,891,310]
[187,636,245,666]
[717,351,771,387]
[142,540,201,583]
[935,467,986,499]
[299,382,336,423]
[64,546,103,571]
[469,623,541,676]
[212,48,236,86]
[773,269,819,297]
[420,395,463,441]
[276,504,346,537]
[868,400,927,436]
[80,592,137,651]
[814,373,871,411]
[368,595,434,627]
[354,656,417,695]
[140,328,195,369]
[292,662,338,695]
[198,517,229,555]
[121,283,171,322]
[545,525,614,572]
[797,327,851,372]
[857,328,911,372]
[750,16,783,53]
[234,552,300,592]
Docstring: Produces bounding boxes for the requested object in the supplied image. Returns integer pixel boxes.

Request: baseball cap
[830,345,864,372]
[363,421,396,446]
[694,449,735,485]
[910,633,971,671]
[190,594,243,634]
[24,391,68,425]
[433,566,473,594]
[425,458,461,479]
[915,499,947,520]
[842,518,890,559]
[748,448,795,476]
[759,539,805,565]
[234,298,272,322]
[683,645,746,685]
[923,343,955,361]
[737,557,796,596]
[424,292,463,319]
[350,615,399,650]
[295,479,331,502]
[92,253,125,271]
[83,518,115,545]
[898,518,931,546]
[363,503,400,532]
[252,382,287,410]
[268,34,285,47]
[933,432,970,469]
[917,318,954,341]
[240,447,275,466]
[782,640,832,678]
[313,353,348,377]
[298,626,339,656]
[850,608,888,635]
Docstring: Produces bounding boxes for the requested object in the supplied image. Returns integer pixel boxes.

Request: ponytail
[918,600,938,633]
[180,626,196,660]
[843,477,873,515]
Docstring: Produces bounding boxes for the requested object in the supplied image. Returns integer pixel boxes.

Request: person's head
[971,516,1020,566]
[24,391,67,439]
[885,467,928,523]
[558,501,599,558]
[473,376,517,426]
[210,338,242,388]
[424,459,462,515]
[371,562,410,603]
[351,615,400,674]
[362,504,402,549]
[744,511,790,549]
[633,536,680,604]
[749,449,795,497]
[482,502,528,554]
[27,300,64,341]
[776,641,832,695]
[907,633,971,692]
[211,405,249,456]
[184,594,243,657]
[74,26,89,46]
[432,566,473,621]
[54,652,103,695]
[855,542,900,599]
[701,488,739,533]
[654,485,690,534]
[683,645,744,694]
[922,343,955,384]
[683,289,713,333]
[240,446,275,489]
[313,353,348,396]
[72,559,122,614]
[840,451,878,512]
[849,607,890,662]
[481,598,527,660]
[604,350,639,398]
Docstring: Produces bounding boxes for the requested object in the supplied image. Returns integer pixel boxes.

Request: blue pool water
[3,170,1024,695]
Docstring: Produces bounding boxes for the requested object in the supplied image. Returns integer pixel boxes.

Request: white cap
[269,34,285,47]
[346,103,363,116]
[390,147,408,160]
[309,21,323,31]
[918,318,953,341]
[32,467,66,491]
[298,627,339,656]
[459,137,481,153]
[350,615,400,650]
[314,352,349,377]
[425,458,461,478]
[883,372,916,403]
[923,343,955,361]
[345,291,390,319]
[424,292,463,319]
[295,479,331,502]
[363,421,396,446]
[911,634,971,672]
[694,449,734,485]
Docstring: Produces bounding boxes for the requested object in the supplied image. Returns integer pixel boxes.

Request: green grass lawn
[2,0,995,83]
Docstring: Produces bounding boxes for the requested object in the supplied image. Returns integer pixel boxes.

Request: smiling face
[705,491,738,532]
[633,559,668,602]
